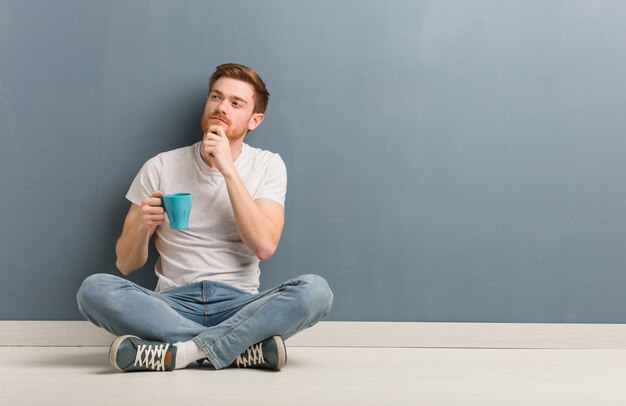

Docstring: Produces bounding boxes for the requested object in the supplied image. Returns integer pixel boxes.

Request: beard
[200,112,247,141]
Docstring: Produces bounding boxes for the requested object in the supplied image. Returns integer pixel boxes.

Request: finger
[203,144,217,155]
[144,207,164,216]
[142,210,164,222]
[204,132,221,142]
[143,197,164,207]
[151,191,164,198]
[208,125,226,137]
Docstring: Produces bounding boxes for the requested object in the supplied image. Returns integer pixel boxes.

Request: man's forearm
[223,170,279,260]
[115,217,153,275]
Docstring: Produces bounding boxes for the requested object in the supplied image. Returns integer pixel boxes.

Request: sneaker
[109,335,177,372]
[234,336,287,370]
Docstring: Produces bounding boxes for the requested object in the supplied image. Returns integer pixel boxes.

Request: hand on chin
[202,126,235,175]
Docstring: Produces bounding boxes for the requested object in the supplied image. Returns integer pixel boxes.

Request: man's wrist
[132,214,155,236]
[220,165,238,180]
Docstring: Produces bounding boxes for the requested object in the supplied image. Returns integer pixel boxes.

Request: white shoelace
[235,343,264,368]
[134,343,170,371]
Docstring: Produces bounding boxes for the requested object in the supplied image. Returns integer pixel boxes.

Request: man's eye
[210,95,220,100]
[232,102,240,108]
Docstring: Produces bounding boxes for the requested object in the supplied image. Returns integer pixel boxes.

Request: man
[76,63,333,372]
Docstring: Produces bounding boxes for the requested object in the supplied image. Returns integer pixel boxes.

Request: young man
[76,63,333,372]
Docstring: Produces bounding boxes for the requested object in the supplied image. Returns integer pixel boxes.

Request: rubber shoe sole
[109,334,136,372]
[272,336,287,370]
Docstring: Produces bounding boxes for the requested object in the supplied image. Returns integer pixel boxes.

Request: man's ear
[247,113,264,131]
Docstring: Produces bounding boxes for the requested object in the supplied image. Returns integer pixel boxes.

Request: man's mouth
[209,116,229,125]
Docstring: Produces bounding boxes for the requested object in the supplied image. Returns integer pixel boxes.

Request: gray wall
[2,0,626,322]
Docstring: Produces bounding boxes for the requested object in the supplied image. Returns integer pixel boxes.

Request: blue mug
[161,193,192,230]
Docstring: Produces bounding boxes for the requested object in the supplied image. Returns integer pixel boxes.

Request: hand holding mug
[139,191,165,230]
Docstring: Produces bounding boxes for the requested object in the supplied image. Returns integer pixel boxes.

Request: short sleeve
[254,154,287,207]
[125,156,162,205]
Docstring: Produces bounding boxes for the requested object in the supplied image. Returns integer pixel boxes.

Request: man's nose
[216,99,228,114]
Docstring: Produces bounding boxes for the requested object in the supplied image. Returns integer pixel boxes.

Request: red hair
[208,63,270,114]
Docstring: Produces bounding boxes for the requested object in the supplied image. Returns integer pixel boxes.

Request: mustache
[201,112,231,134]
[208,114,231,125]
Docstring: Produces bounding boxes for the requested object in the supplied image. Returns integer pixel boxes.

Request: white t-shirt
[126,141,287,293]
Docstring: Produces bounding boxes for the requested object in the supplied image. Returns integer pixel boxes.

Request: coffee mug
[161,193,192,230]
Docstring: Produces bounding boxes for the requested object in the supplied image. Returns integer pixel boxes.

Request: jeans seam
[192,336,220,368]
[203,295,256,316]
[200,287,287,369]
[128,284,205,316]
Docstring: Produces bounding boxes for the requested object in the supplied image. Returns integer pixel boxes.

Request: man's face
[200,77,264,141]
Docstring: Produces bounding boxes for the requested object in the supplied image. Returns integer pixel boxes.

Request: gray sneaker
[109,335,177,372]
[233,336,287,370]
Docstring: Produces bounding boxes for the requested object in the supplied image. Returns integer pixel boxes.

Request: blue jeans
[76,273,333,369]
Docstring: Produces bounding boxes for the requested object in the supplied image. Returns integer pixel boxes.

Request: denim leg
[76,273,207,343]
[77,273,333,370]
[192,274,333,369]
